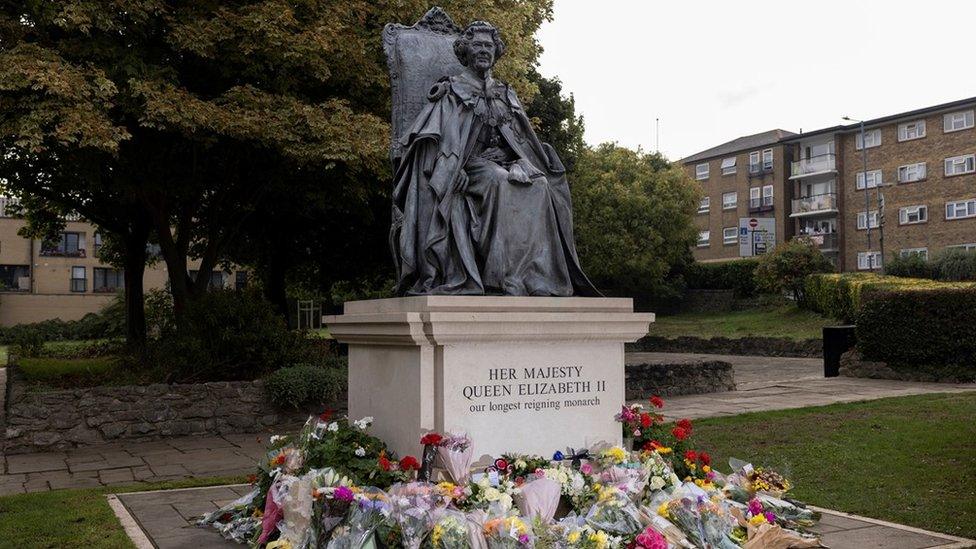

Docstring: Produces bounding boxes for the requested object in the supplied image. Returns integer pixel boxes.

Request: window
[70,266,86,292]
[93,268,124,293]
[857,210,880,230]
[41,232,85,257]
[93,232,103,254]
[723,227,737,245]
[899,248,928,260]
[944,154,976,176]
[898,120,926,141]
[855,169,883,190]
[190,270,228,289]
[749,187,761,208]
[0,265,30,292]
[235,271,248,290]
[697,231,710,247]
[722,191,737,210]
[698,196,710,214]
[762,148,773,169]
[720,157,736,175]
[762,185,773,206]
[898,205,927,225]
[944,110,975,132]
[946,199,976,220]
[897,162,927,183]
[695,163,709,180]
[948,243,976,252]
[855,129,881,150]
[748,151,761,172]
[857,251,882,270]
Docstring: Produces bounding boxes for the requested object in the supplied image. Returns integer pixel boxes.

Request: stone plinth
[325,296,654,460]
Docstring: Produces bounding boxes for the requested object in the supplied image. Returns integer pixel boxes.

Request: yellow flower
[702,465,711,473]
[431,524,444,546]
[267,541,293,549]
[656,446,673,455]
[749,514,768,526]
[588,530,609,548]
[605,446,627,464]
[567,531,581,543]
[657,502,670,517]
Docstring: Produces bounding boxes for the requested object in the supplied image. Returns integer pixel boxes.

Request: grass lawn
[647,304,834,341]
[693,392,976,539]
[0,475,246,548]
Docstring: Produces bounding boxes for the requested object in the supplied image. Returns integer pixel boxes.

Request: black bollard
[822,325,857,377]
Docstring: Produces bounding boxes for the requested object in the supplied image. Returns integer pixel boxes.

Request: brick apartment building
[0,196,246,326]
[683,96,976,271]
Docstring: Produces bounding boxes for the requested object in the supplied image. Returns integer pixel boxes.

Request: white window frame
[897,162,927,183]
[855,129,881,150]
[749,186,761,208]
[698,196,710,214]
[762,148,773,170]
[857,251,883,270]
[697,230,710,247]
[944,154,976,176]
[944,110,975,133]
[762,184,774,206]
[749,151,761,171]
[899,247,928,260]
[720,157,737,175]
[898,205,927,225]
[723,227,737,245]
[696,163,710,180]
[898,120,926,141]
[722,191,737,210]
[948,243,976,252]
[946,199,976,220]
[855,169,884,190]
[857,210,880,230]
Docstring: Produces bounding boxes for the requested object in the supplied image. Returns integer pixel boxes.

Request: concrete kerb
[106,493,154,549]
[808,505,976,548]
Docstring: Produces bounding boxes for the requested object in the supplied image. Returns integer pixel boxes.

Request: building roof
[780,95,976,142]
[681,129,797,164]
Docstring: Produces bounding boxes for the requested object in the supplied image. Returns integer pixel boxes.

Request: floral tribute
[200,398,822,548]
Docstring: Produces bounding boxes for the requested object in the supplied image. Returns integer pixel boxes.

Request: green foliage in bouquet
[303,419,404,487]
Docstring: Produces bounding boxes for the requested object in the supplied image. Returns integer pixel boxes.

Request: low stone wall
[627,335,822,358]
[3,375,340,454]
[625,360,735,400]
[840,350,976,383]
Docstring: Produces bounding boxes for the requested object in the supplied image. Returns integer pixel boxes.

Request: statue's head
[454,21,505,72]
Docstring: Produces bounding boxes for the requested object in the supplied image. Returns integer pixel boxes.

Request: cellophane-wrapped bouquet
[584,485,642,535]
[430,509,470,548]
[482,515,532,548]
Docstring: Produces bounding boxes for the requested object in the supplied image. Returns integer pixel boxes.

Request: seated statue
[389,17,599,297]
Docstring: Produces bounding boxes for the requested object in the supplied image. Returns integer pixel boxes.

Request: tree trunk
[122,228,150,350]
[266,246,290,327]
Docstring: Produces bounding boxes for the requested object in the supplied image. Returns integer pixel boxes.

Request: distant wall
[625,360,735,399]
[0,293,115,326]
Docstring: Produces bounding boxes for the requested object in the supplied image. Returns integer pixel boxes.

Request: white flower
[649,475,666,491]
[353,416,374,430]
[498,493,513,512]
[354,446,366,457]
[270,435,285,444]
[327,422,339,432]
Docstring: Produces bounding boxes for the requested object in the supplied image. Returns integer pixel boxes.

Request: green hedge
[264,360,347,409]
[856,288,976,379]
[684,259,760,297]
[803,273,976,322]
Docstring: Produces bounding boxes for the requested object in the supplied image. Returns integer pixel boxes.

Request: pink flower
[333,486,354,502]
[580,463,593,475]
[748,498,763,516]
[635,527,668,549]
[764,511,776,523]
[518,533,530,545]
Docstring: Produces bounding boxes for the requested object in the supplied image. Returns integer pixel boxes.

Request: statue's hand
[507,163,532,185]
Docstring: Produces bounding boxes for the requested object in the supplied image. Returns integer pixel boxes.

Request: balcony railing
[748,163,774,178]
[800,232,839,251]
[791,193,838,216]
[39,248,87,258]
[0,196,21,218]
[749,196,774,213]
[790,154,837,178]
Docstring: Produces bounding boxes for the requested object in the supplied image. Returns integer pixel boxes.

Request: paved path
[114,485,975,549]
[1,353,974,495]
[627,352,976,419]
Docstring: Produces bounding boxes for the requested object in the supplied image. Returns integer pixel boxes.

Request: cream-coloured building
[0,197,246,326]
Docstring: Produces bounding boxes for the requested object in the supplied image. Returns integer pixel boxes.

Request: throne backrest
[382,7,465,162]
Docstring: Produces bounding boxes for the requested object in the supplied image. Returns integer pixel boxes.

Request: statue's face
[468,30,496,71]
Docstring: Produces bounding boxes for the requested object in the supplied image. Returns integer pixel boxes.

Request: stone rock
[32,432,63,447]
[64,424,101,445]
[100,423,127,439]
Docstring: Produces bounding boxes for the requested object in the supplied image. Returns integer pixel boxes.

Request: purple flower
[747,498,763,516]
[764,511,776,523]
[334,486,354,502]
[518,533,530,545]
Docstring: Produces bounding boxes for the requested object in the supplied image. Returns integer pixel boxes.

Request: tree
[572,144,700,300]
[525,67,585,173]
[754,238,835,302]
[0,1,554,336]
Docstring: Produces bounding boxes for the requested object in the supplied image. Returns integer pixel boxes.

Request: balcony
[790,154,837,179]
[748,163,774,178]
[790,193,838,217]
[749,196,774,213]
[39,248,87,258]
[800,232,839,251]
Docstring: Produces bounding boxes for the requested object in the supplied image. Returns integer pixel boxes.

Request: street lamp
[843,116,876,271]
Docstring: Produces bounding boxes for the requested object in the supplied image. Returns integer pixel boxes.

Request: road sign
[739,217,776,257]
[749,218,758,228]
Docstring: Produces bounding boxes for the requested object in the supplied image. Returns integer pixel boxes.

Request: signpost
[739,217,776,257]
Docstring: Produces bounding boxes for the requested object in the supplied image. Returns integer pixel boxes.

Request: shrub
[856,288,976,380]
[804,273,976,322]
[0,303,123,344]
[754,239,834,302]
[264,361,347,409]
[931,248,976,281]
[13,329,44,358]
[683,259,760,297]
[884,253,936,279]
[38,339,124,359]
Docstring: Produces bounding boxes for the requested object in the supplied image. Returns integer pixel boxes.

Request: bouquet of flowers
[633,525,669,549]
[344,487,391,547]
[556,522,621,548]
[197,489,260,545]
[389,482,439,548]
[584,485,641,535]
[464,473,516,513]
[658,487,739,549]
[514,475,561,523]
[430,510,470,548]
[436,433,475,484]
[540,465,593,512]
[483,515,533,548]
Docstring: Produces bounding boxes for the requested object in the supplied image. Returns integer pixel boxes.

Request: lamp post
[843,116,873,270]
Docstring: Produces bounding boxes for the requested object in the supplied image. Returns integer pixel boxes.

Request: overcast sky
[535,0,976,161]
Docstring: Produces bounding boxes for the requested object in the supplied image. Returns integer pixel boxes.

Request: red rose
[319,409,334,422]
[400,455,420,471]
[650,396,665,409]
[671,426,688,441]
[378,454,392,471]
[700,452,711,466]
[494,458,509,471]
[677,418,693,433]
[684,450,697,462]
[420,432,443,446]
[640,413,651,428]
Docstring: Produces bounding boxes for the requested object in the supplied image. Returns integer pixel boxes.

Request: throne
[382,7,464,163]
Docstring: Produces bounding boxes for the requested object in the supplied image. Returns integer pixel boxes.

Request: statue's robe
[391,68,600,296]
